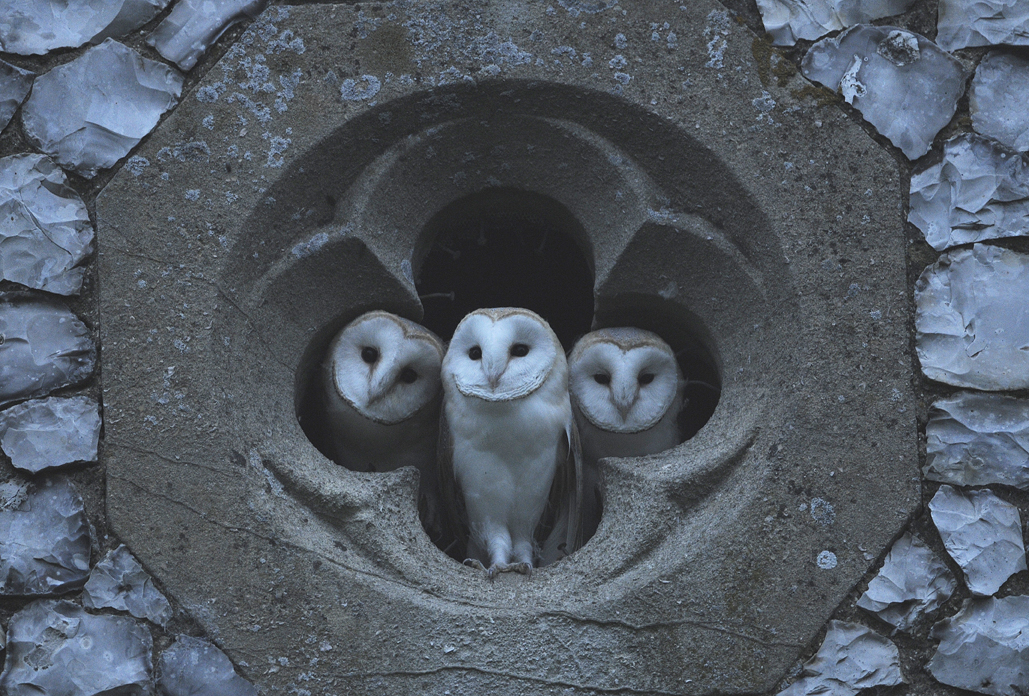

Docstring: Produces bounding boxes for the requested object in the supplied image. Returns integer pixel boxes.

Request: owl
[322,311,444,477]
[438,307,581,577]
[568,327,684,537]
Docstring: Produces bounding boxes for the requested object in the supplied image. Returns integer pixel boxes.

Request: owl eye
[593,373,611,385]
[510,343,530,358]
[468,346,482,361]
[639,373,655,385]
[399,367,418,384]
[361,347,379,364]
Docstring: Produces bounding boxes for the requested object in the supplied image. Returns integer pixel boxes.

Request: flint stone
[21,39,183,178]
[756,0,916,46]
[97,2,917,693]
[0,599,153,696]
[0,478,90,595]
[777,620,904,695]
[926,391,1029,489]
[936,0,1029,51]
[856,532,957,631]
[928,595,1029,696]
[83,545,172,626]
[0,0,170,55]
[0,296,95,406]
[0,60,32,132]
[148,0,269,71]
[0,481,28,508]
[158,635,257,696]
[930,485,1027,596]
[971,52,1029,153]
[909,134,1029,251]
[916,244,1029,390]
[801,25,966,159]
[0,395,100,472]
[0,153,94,295]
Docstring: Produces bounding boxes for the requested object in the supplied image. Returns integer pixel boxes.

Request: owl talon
[463,558,487,573]
[490,562,533,578]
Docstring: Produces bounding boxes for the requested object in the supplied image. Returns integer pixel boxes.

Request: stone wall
[1,0,1027,694]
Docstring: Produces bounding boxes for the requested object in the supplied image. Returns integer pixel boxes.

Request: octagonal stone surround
[96,2,918,694]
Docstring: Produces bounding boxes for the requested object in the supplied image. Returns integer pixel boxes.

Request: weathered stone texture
[97,3,917,693]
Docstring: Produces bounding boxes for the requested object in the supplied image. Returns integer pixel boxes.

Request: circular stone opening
[293,187,723,564]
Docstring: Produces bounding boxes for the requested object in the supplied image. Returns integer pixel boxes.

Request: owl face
[443,308,562,402]
[569,327,682,433]
[327,311,444,424]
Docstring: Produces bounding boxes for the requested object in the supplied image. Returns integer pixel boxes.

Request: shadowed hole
[414,187,595,347]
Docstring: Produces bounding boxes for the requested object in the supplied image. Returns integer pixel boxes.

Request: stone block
[96,2,918,693]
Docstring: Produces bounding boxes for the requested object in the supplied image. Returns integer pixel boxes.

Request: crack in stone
[263,663,691,695]
[97,216,171,265]
[107,441,239,477]
[100,245,294,377]
[538,610,801,648]
[207,282,295,376]
[108,473,439,593]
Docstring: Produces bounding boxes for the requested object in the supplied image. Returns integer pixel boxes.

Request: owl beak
[613,384,638,421]
[367,371,393,403]
[483,357,505,390]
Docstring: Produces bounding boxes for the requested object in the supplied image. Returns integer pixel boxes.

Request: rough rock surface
[936,0,1029,51]
[755,0,916,46]
[0,395,101,472]
[0,60,33,132]
[21,39,183,178]
[83,545,172,626]
[801,25,967,159]
[0,599,153,695]
[0,479,91,595]
[0,296,95,406]
[970,51,1029,153]
[148,0,269,71]
[926,391,1029,489]
[777,620,904,695]
[856,532,957,632]
[909,134,1029,251]
[0,153,94,294]
[929,485,1027,596]
[0,0,170,55]
[916,244,1029,390]
[157,635,257,696]
[928,595,1029,696]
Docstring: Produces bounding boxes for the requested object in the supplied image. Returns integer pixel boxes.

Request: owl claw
[489,562,533,579]
[463,558,487,573]
[462,559,532,579]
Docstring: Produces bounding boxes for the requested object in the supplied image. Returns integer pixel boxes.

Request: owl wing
[536,419,583,565]
[434,410,468,560]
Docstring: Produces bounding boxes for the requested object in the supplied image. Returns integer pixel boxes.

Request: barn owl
[568,327,684,537]
[322,310,444,478]
[439,307,580,577]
